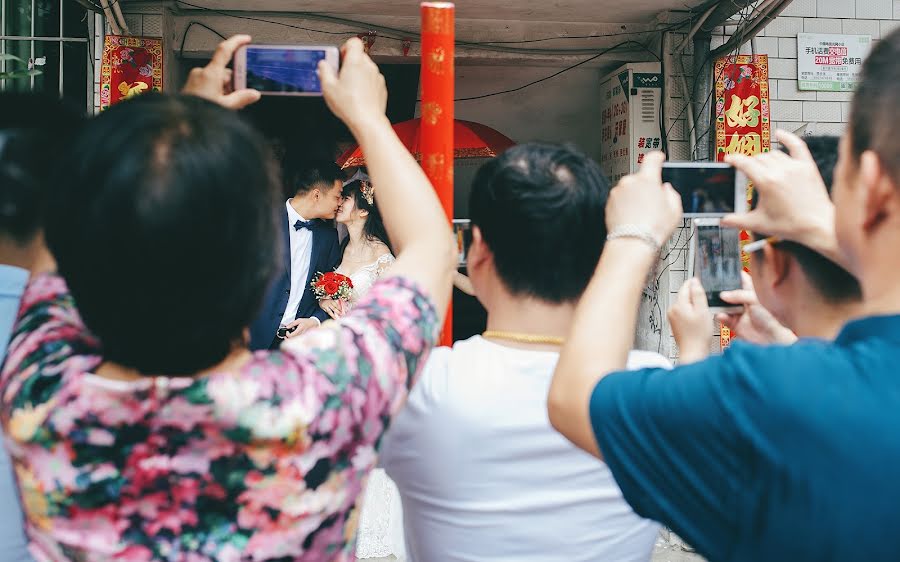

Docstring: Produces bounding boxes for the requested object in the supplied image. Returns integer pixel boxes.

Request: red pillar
[420,2,455,347]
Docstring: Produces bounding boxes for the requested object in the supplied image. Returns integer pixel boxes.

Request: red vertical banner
[420,2,455,347]
[714,54,771,349]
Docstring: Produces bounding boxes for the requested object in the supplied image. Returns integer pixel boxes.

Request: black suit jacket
[249,212,341,350]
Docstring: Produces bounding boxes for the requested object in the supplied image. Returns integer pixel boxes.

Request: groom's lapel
[306,220,329,285]
[281,210,292,281]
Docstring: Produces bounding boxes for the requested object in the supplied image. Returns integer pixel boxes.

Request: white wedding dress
[340,253,407,561]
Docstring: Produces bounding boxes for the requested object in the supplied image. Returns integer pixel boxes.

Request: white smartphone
[662,162,748,217]
[691,218,742,309]
[233,45,340,97]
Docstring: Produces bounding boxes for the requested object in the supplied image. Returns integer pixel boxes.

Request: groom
[249,158,344,350]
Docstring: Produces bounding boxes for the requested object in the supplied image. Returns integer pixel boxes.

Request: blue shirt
[0,264,33,561]
[589,315,900,562]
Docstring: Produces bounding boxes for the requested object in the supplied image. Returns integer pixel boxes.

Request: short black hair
[0,93,83,245]
[46,94,280,375]
[754,135,861,303]
[282,154,343,198]
[469,142,610,303]
[849,27,900,187]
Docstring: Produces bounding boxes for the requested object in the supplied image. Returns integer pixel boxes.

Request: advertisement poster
[600,70,632,183]
[100,36,163,110]
[714,54,771,349]
[797,33,871,91]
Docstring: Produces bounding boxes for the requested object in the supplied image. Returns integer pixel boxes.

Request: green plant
[0,53,41,81]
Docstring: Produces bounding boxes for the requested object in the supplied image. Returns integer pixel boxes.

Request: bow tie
[294,219,314,231]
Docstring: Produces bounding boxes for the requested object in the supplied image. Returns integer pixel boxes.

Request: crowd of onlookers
[1,29,900,562]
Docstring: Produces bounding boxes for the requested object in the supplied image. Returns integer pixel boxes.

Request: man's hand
[668,278,714,364]
[723,130,839,263]
[318,38,388,133]
[606,152,684,248]
[716,272,798,345]
[283,318,320,339]
[182,35,261,110]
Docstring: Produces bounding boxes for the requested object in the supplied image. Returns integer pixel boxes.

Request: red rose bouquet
[311,271,354,302]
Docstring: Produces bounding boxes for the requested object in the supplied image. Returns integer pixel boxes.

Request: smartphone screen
[245,47,327,94]
[662,164,738,216]
[695,224,742,307]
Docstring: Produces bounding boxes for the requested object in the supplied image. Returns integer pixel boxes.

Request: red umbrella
[337,118,515,169]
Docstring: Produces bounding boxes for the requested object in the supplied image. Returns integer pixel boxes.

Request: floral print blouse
[0,273,438,561]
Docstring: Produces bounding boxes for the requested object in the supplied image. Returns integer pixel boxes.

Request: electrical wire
[174,16,662,103]
[179,21,227,59]
[479,21,689,45]
[452,40,659,102]
[174,0,701,55]
[671,5,754,160]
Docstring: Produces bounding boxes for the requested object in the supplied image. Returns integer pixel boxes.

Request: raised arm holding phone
[548,28,900,560]
[0,36,454,561]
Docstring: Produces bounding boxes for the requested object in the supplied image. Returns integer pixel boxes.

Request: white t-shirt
[280,200,314,326]
[380,336,669,562]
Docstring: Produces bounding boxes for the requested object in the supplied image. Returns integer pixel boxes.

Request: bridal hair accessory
[360,180,375,205]
[343,169,375,204]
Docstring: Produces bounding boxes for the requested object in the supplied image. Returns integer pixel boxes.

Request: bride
[320,172,405,560]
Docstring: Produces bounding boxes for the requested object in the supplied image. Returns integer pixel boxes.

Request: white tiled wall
[649,2,900,363]
[730,0,900,139]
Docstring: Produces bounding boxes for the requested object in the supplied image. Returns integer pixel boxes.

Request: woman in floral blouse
[0,36,455,561]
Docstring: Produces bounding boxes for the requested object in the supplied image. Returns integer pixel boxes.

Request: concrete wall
[444,65,605,215]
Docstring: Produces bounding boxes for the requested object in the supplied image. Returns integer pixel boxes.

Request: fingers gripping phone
[662,162,748,217]
[233,45,339,96]
[691,219,742,309]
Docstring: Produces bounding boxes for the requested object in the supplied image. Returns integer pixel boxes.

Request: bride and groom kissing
[248,158,393,351]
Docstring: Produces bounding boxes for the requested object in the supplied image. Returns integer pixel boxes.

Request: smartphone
[276,325,298,339]
[233,45,339,96]
[691,218,742,309]
[662,162,748,217]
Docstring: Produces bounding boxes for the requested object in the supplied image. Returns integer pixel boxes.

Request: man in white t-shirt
[380,143,667,562]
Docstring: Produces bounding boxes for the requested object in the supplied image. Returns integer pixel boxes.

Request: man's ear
[764,243,791,289]
[467,226,492,272]
[858,150,896,232]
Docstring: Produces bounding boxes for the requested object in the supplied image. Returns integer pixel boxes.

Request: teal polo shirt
[590,315,900,561]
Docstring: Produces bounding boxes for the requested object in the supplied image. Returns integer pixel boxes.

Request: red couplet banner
[420,2,455,346]
[713,54,771,349]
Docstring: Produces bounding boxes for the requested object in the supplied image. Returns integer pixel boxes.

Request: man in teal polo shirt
[549,28,900,562]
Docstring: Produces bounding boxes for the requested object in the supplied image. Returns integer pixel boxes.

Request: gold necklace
[482,331,565,346]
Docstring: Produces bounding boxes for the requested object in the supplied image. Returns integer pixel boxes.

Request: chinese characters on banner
[100,36,163,110]
[714,55,771,349]
[797,33,871,91]
[419,2,455,347]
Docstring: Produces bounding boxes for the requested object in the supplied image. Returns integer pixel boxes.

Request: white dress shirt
[380,336,668,562]
[280,200,315,326]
